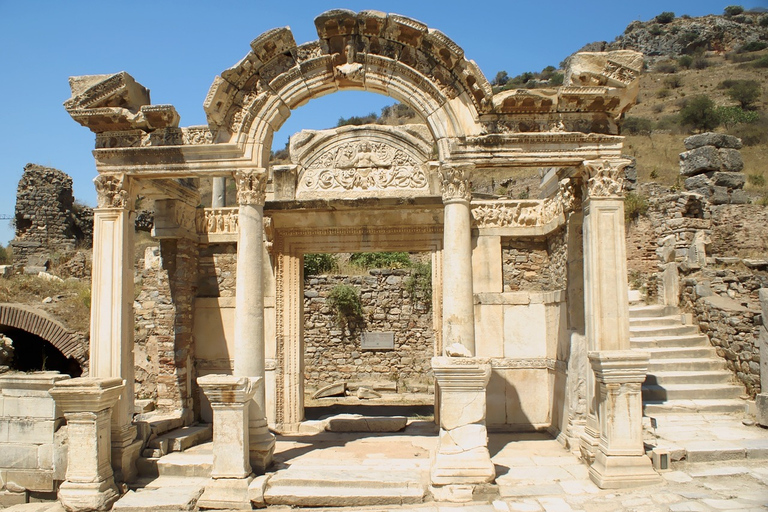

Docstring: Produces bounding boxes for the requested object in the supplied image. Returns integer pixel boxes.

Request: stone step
[144,424,212,458]
[136,449,213,479]
[645,370,735,386]
[645,346,719,360]
[648,358,726,372]
[643,399,747,415]
[631,334,710,348]
[263,468,425,507]
[113,480,205,512]
[630,324,700,337]
[642,383,744,401]
[629,315,688,328]
[629,304,676,319]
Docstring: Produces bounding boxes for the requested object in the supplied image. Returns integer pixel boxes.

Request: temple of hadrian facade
[54,9,659,507]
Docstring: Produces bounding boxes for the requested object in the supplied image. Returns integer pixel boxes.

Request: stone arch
[203,9,492,164]
[0,303,87,364]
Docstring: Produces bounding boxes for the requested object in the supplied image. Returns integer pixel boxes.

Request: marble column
[233,169,275,472]
[212,177,227,207]
[197,375,257,510]
[588,351,660,488]
[439,163,476,354]
[578,159,633,463]
[90,174,142,482]
[49,377,124,512]
[430,357,495,502]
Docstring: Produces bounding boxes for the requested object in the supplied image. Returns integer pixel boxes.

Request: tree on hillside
[655,12,675,24]
[726,80,761,109]
[492,71,509,86]
[724,5,744,16]
[679,95,720,132]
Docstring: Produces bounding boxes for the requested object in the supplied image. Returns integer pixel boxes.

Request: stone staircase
[629,303,747,415]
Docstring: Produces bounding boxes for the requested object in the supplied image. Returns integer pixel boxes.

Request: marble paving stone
[507,499,543,511]
[537,497,574,512]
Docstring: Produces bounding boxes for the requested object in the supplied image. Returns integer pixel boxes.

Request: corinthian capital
[234,170,267,206]
[582,158,631,199]
[438,163,474,204]
[94,174,132,209]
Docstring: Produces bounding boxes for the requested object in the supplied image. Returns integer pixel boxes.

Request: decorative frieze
[197,207,240,234]
[234,170,267,206]
[471,197,565,229]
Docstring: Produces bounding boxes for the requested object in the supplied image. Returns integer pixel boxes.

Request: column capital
[94,174,134,209]
[588,350,649,384]
[234,169,267,206]
[581,158,631,199]
[557,177,583,213]
[197,374,259,405]
[438,163,474,204]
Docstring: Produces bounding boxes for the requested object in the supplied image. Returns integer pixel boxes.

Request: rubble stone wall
[502,229,567,292]
[11,164,93,269]
[303,270,434,393]
[197,244,237,297]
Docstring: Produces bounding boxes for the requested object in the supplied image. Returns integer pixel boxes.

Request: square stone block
[3,397,56,419]
[504,304,547,358]
[5,420,55,445]
[0,444,38,470]
[5,470,54,493]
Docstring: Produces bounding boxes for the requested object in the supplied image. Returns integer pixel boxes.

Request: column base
[589,451,660,489]
[579,425,599,464]
[198,475,255,510]
[58,477,119,512]
[756,393,768,427]
[429,484,474,503]
[430,446,495,486]
[249,420,276,473]
[111,438,142,483]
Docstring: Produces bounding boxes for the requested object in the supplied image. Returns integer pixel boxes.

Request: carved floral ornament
[438,163,474,203]
[234,170,267,205]
[94,174,132,209]
[582,158,630,198]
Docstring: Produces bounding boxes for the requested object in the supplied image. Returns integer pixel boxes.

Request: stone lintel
[431,357,491,391]
[588,350,649,384]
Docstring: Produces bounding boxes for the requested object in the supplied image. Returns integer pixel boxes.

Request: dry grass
[0,274,91,334]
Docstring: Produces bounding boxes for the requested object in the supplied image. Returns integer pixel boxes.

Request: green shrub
[657,88,672,99]
[760,15,768,27]
[649,25,663,36]
[549,73,564,86]
[677,31,699,46]
[404,262,432,310]
[304,253,338,276]
[349,252,411,269]
[655,61,678,74]
[716,106,760,127]
[748,173,766,187]
[664,75,683,89]
[692,54,709,69]
[678,55,693,68]
[738,41,768,53]
[726,80,761,109]
[0,244,11,265]
[655,11,675,24]
[327,284,363,327]
[622,116,653,135]
[748,55,768,68]
[724,5,744,16]
[679,95,720,132]
[624,193,649,223]
[337,112,378,127]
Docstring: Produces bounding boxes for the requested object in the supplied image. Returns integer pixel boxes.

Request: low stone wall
[681,268,766,396]
[0,372,69,504]
[303,270,434,393]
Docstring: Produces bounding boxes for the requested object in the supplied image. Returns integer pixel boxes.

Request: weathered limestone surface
[49,378,124,512]
[681,133,748,205]
[757,289,768,427]
[430,357,494,495]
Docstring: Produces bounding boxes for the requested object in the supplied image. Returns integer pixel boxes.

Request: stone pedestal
[49,378,124,512]
[430,357,494,500]
[197,375,258,510]
[233,170,276,469]
[588,351,660,488]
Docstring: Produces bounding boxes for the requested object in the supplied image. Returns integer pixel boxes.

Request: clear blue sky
[0,0,757,245]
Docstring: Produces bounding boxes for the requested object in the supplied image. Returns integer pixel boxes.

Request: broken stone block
[312,382,346,399]
[679,146,720,176]
[684,133,742,150]
[709,186,730,205]
[711,171,745,189]
[730,189,750,204]
[684,174,712,191]
[718,148,744,172]
[325,414,407,432]
[356,387,382,399]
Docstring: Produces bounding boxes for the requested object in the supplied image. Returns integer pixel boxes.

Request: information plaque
[361,331,395,350]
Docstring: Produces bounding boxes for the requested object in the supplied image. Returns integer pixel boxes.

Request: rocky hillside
[579,10,768,62]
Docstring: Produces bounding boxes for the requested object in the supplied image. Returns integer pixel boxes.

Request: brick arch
[203,9,491,165]
[0,303,87,364]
